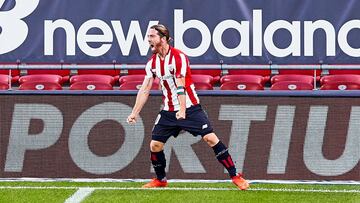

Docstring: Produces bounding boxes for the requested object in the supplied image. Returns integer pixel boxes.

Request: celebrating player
[127,24,249,190]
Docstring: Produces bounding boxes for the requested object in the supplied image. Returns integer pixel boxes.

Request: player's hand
[176,110,186,120]
[127,113,137,124]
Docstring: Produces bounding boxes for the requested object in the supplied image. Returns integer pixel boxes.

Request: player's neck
[157,44,170,60]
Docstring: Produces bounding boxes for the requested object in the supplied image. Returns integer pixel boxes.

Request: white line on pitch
[64,188,95,203]
[1,178,359,185]
[0,186,359,193]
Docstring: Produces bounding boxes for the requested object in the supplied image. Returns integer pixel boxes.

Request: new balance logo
[0,0,39,54]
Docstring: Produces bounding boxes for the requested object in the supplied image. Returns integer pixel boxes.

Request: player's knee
[202,133,219,147]
[150,140,164,152]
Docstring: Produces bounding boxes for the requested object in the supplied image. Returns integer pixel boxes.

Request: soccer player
[127,24,249,190]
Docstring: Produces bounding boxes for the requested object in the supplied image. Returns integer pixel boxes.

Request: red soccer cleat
[142,178,168,188]
[231,174,249,190]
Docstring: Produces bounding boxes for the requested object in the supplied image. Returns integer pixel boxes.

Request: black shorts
[152,105,214,143]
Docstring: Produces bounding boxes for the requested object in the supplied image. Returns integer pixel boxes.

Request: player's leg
[177,105,239,178]
[143,111,180,188]
[142,140,168,188]
[203,133,249,190]
[149,140,167,180]
[202,133,236,177]
[179,105,249,190]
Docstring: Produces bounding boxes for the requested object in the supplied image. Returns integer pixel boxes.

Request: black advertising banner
[0,94,358,180]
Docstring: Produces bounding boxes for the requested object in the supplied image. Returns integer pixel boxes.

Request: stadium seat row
[0,68,360,90]
[0,78,359,91]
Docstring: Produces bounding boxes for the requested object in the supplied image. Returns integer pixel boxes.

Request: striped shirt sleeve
[144,59,154,79]
[175,53,188,78]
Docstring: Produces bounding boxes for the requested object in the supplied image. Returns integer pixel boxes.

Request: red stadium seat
[19,74,63,84]
[119,81,160,90]
[0,82,9,90]
[26,69,71,84]
[191,69,221,77]
[278,69,321,80]
[18,82,62,90]
[320,82,360,90]
[127,69,146,75]
[77,69,120,76]
[194,82,213,90]
[119,75,146,84]
[119,75,160,86]
[220,82,264,90]
[220,75,264,86]
[0,74,10,84]
[271,74,314,84]
[70,74,115,85]
[0,70,20,83]
[320,74,360,85]
[70,81,114,90]
[270,81,314,90]
[0,69,20,76]
[77,69,120,81]
[328,69,360,75]
[228,69,271,82]
[192,75,214,85]
[191,69,221,83]
[278,69,321,75]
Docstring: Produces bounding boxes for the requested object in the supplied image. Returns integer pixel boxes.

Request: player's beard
[150,46,157,54]
[150,42,162,54]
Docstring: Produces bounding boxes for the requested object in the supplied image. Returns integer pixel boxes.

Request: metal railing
[1,63,360,70]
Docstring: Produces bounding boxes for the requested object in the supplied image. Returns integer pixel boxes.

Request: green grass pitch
[0,181,358,203]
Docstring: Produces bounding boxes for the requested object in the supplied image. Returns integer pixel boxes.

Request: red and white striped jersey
[145,46,200,111]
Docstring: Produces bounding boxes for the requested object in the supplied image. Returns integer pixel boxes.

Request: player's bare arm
[127,77,154,124]
[175,76,186,120]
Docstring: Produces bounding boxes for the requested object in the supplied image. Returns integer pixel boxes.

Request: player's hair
[150,24,171,43]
